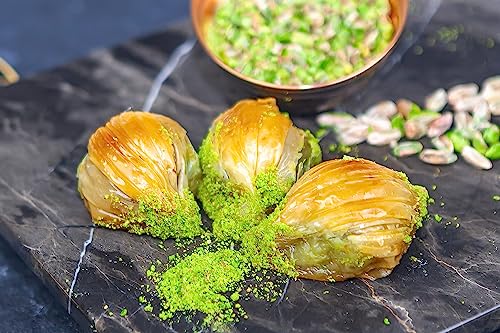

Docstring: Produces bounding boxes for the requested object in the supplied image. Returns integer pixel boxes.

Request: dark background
[1,1,499,333]
[0,1,188,332]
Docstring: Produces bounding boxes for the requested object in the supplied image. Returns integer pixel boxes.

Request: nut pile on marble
[317,76,500,170]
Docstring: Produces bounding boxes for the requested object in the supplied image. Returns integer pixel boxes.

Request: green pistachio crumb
[230,292,240,302]
[486,37,495,48]
[99,190,204,240]
[414,45,424,55]
[197,133,296,242]
[338,145,352,154]
[434,214,443,223]
[149,249,248,328]
[315,128,330,140]
[384,317,391,325]
[159,311,168,320]
[120,308,127,317]
[493,195,500,201]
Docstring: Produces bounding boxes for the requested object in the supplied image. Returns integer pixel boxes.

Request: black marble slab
[0,1,499,333]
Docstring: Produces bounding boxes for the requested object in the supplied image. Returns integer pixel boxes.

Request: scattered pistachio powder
[99,190,203,240]
[493,195,500,201]
[196,127,320,241]
[137,136,428,330]
[328,143,338,152]
[329,143,353,154]
[144,211,297,329]
[147,248,249,328]
[315,128,330,140]
[144,166,428,330]
[383,317,391,326]
[120,308,128,317]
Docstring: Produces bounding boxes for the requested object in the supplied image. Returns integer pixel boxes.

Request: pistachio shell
[431,136,454,153]
[392,141,424,157]
[359,114,392,131]
[337,122,369,145]
[425,88,448,112]
[448,83,479,106]
[461,146,492,170]
[419,149,458,165]
[396,99,413,119]
[316,112,355,128]
[427,112,453,138]
[367,129,402,146]
[365,100,398,118]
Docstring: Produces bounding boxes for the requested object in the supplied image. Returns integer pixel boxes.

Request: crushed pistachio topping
[197,132,294,241]
[97,190,203,240]
[147,248,248,329]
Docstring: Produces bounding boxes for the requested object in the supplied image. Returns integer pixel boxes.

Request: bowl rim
[191,0,409,92]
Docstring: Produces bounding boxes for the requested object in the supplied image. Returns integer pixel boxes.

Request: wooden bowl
[191,0,409,115]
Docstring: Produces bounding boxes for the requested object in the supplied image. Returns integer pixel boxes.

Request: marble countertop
[0,2,188,332]
[0,1,499,333]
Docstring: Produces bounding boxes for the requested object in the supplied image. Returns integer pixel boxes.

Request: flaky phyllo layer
[197,98,322,240]
[273,157,428,281]
[77,111,203,239]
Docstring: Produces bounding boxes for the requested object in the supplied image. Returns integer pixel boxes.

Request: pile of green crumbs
[147,248,248,328]
[206,0,394,86]
[143,215,295,330]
